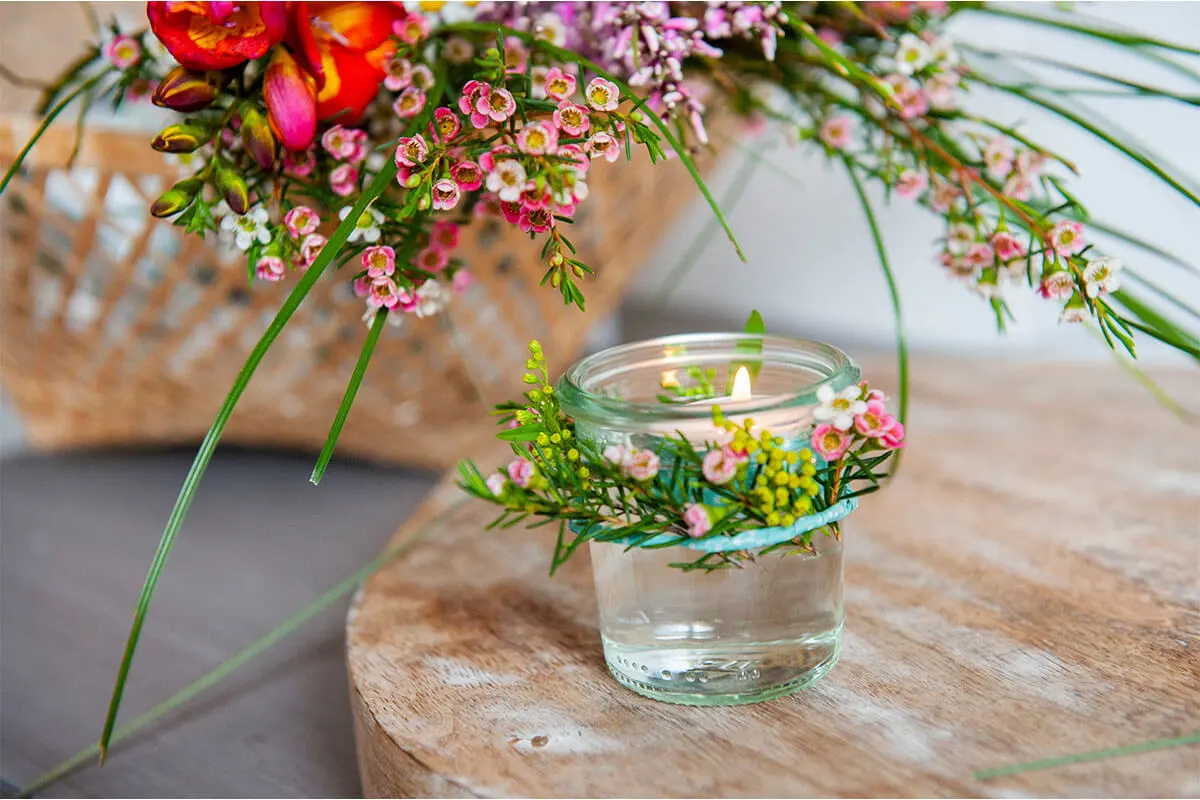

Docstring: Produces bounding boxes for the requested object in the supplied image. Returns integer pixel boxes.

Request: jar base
[601,631,841,706]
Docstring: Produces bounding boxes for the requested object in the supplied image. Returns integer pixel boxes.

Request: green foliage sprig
[458,341,901,574]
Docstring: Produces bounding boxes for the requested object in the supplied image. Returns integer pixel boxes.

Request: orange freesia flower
[146,1,288,71]
[291,1,408,123]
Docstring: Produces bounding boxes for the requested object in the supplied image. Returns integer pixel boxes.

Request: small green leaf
[496,425,545,442]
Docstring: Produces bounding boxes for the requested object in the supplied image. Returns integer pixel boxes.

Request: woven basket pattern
[0,116,725,469]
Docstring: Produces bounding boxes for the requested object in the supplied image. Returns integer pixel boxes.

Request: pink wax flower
[895,170,928,200]
[283,148,316,178]
[586,131,621,162]
[383,54,412,92]
[602,444,628,466]
[819,114,853,150]
[486,473,506,497]
[393,87,427,120]
[964,243,995,270]
[353,276,370,297]
[254,255,286,282]
[499,200,523,225]
[625,449,660,481]
[485,160,529,203]
[394,135,428,168]
[503,36,528,73]
[450,160,483,191]
[991,232,1026,262]
[683,503,711,538]
[982,137,1015,180]
[431,178,461,211]
[854,399,894,438]
[559,143,589,174]
[367,278,401,310]
[430,107,462,143]
[478,144,514,173]
[516,120,558,156]
[105,35,142,69]
[460,80,488,114]
[393,14,430,45]
[361,245,395,279]
[519,207,554,234]
[477,85,517,124]
[451,269,474,294]
[430,221,459,251]
[585,77,620,112]
[1038,270,1075,300]
[298,234,326,270]
[322,125,359,160]
[1059,304,1089,324]
[416,246,449,273]
[544,67,577,101]
[1002,174,1032,202]
[931,177,961,212]
[506,457,536,488]
[702,446,741,486]
[1083,256,1121,298]
[553,101,590,136]
[1050,221,1086,258]
[812,423,851,461]
[880,421,906,449]
[411,64,435,91]
[330,164,359,196]
[284,206,318,239]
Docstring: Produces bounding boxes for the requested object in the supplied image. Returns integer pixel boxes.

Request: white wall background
[627,2,1200,365]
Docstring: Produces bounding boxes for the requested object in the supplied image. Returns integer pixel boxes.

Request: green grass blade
[974,731,1200,781]
[97,157,400,761]
[1111,289,1200,361]
[0,72,105,196]
[962,46,1200,104]
[1072,217,1200,278]
[652,149,760,305]
[1085,325,1195,423]
[967,6,1200,57]
[1123,270,1200,324]
[844,159,909,426]
[19,498,459,798]
[310,309,388,485]
[978,78,1200,210]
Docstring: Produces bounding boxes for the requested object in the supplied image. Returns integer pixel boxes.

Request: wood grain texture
[346,358,1200,798]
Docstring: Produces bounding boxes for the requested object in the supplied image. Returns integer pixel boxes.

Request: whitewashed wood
[347,358,1200,798]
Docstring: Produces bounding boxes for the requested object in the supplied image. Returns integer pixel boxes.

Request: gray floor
[1,448,437,797]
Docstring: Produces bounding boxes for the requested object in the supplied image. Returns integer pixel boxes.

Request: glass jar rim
[557,332,861,424]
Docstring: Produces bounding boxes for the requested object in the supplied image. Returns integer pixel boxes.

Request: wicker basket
[0,115,726,469]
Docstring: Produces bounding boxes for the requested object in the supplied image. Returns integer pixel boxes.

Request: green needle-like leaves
[97,157,400,761]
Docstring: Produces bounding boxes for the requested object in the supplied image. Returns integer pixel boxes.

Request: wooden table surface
[346,358,1200,798]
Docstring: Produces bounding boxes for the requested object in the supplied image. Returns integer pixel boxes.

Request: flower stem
[97,157,400,762]
[0,71,105,196]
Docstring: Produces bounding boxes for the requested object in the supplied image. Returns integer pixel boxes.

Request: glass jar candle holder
[557,333,861,706]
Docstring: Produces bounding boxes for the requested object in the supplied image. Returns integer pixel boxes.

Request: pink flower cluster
[322,125,369,196]
[603,444,660,481]
[811,386,904,461]
[353,221,461,315]
[701,444,749,485]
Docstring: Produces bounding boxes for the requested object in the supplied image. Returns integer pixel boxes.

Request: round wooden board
[346,358,1200,798]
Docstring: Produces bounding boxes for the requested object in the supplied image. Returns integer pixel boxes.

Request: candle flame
[731,366,752,401]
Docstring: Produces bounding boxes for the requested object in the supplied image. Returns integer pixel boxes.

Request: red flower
[291,2,408,123]
[146,2,288,70]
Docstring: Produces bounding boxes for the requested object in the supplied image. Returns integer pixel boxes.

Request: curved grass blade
[97,158,400,761]
[977,77,1200,210]
[1123,270,1200,324]
[1111,289,1200,362]
[967,6,1200,57]
[962,46,1200,105]
[0,72,105,196]
[19,500,454,798]
[1085,324,1195,423]
[310,309,388,485]
[844,159,909,427]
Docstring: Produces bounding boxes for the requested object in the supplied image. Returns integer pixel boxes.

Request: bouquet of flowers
[4,0,1197,765]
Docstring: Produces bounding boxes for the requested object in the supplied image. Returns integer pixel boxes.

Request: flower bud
[418,194,431,210]
[150,177,204,218]
[151,123,206,153]
[550,270,562,288]
[152,66,221,112]
[239,107,276,171]
[216,165,249,215]
[570,262,585,278]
